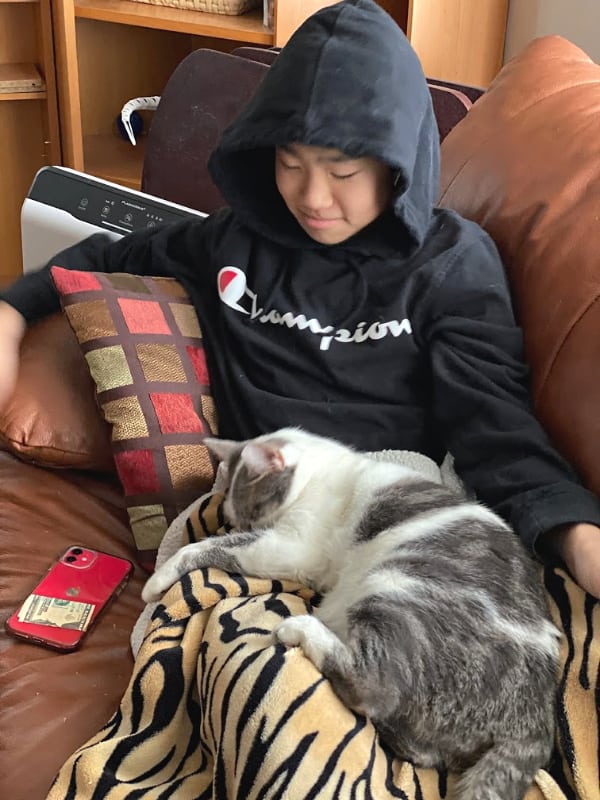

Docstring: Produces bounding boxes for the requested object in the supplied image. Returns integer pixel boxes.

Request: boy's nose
[300,173,333,210]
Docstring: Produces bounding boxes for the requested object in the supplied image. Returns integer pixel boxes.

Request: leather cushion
[439,35,600,496]
[0,452,145,800]
[0,313,114,471]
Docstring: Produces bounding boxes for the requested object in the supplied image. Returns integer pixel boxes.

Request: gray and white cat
[143,427,560,800]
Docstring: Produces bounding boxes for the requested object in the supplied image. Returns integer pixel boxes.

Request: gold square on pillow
[137,343,187,383]
[108,274,153,294]
[201,395,218,435]
[170,303,202,338]
[128,504,169,550]
[65,300,117,342]
[102,396,149,440]
[85,345,133,391]
[155,278,188,299]
[165,444,215,490]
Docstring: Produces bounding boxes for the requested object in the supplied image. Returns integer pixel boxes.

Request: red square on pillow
[150,392,204,434]
[186,345,209,385]
[118,298,171,334]
[114,449,161,495]
[51,268,102,295]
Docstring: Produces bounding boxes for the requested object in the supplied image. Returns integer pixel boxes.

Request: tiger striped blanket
[46,491,599,800]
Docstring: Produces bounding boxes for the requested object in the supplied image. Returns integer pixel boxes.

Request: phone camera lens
[71,548,83,555]
[66,555,77,563]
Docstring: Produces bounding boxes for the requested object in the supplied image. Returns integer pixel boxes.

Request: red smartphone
[5,546,133,652]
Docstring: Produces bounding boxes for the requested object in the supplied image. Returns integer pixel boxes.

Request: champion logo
[218,267,250,313]
[216,266,412,351]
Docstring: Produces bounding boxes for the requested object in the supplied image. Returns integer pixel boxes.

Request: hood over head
[208,0,440,252]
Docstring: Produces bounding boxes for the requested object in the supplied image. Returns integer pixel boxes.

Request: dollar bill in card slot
[17,593,95,631]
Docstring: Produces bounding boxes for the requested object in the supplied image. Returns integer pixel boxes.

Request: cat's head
[205,428,310,530]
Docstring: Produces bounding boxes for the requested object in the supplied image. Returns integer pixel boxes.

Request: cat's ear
[240,440,298,477]
[204,437,242,463]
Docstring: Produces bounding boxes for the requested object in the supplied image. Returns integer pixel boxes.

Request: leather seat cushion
[0,452,145,800]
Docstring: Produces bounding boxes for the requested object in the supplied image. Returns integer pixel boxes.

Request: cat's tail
[455,737,552,800]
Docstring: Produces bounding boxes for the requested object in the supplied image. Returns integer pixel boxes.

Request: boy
[0,0,599,595]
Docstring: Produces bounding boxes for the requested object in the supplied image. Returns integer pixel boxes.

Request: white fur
[144,428,532,655]
[471,592,560,657]
[275,615,340,670]
[144,428,424,602]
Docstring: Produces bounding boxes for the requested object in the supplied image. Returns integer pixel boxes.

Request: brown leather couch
[1,36,599,799]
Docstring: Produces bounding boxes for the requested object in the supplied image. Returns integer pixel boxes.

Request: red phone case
[5,546,133,651]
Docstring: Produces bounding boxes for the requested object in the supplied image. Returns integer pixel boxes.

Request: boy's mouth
[301,215,341,230]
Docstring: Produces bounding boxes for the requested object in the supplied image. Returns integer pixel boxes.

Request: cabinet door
[408,0,508,86]
[273,1,334,46]
[0,0,60,284]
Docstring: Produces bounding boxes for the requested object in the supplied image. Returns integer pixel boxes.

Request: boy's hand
[555,523,600,600]
[0,301,26,413]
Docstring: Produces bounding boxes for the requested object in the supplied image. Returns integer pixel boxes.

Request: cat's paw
[141,543,201,603]
[274,615,332,669]
[275,616,312,648]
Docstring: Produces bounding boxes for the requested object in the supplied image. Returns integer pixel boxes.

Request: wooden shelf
[74,0,272,43]
[0,0,60,280]
[0,62,45,97]
[0,90,46,100]
[84,132,146,189]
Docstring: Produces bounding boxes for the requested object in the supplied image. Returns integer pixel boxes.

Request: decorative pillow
[51,267,218,571]
[438,35,600,497]
[0,313,114,470]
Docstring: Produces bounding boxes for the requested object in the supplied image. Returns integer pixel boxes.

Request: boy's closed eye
[276,152,361,180]
[276,156,301,171]
[331,170,360,180]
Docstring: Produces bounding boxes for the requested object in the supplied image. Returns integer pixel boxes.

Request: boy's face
[275,143,392,245]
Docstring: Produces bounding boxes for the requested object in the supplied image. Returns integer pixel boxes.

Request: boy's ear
[204,437,243,463]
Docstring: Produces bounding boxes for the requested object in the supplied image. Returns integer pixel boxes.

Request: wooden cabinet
[0,0,60,285]
[51,0,508,196]
[385,0,509,87]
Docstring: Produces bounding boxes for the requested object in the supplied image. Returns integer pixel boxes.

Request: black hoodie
[3,0,600,553]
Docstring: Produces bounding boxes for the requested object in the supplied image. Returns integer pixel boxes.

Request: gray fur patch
[355,480,464,541]
[229,464,295,529]
[180,531,261,576]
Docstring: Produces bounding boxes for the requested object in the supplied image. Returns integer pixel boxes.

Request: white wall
[504,0,600,63]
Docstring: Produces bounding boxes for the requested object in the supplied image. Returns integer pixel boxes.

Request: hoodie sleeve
[424,232,600,555]
[1,217,211,324]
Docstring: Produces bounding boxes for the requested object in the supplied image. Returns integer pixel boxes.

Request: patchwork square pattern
[51,267,217,571]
